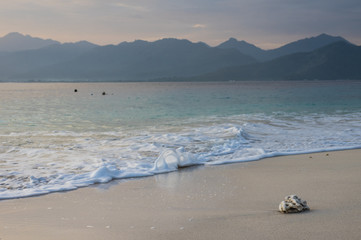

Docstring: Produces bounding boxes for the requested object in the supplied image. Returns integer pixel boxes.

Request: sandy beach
[1,149,361,240]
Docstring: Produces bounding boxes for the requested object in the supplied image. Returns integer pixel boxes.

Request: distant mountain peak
[271,33,349,55]
[0,32,59,52]
[155,38,194,45]
[226,37,238,42]
[62,40,98,48]
[317,33,340,38]
[4,32,24,38]
[293,33,346,43]
[218,33,351,62]
[315,33,347,43]
[117,38,210,49]
[217,37,264,61]
[318,33,332,37]
[2,32,57,42]
[220,37,263,47]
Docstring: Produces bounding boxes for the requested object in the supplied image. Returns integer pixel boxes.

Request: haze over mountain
[0,37,99,80]
[193,41,361,81]
[217,34,349,61]
[17,38,256,81]
[0,32,60,52]
[0,32,360,81]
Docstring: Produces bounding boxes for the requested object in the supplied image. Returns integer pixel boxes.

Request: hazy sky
[1,0,360,49]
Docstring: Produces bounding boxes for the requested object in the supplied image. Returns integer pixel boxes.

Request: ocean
[1,81,361,199]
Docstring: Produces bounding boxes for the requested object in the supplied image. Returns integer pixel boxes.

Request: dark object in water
[74,89,78,92]
[102,91,106,95]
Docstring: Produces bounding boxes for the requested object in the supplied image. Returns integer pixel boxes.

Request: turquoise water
[0,81,361,199]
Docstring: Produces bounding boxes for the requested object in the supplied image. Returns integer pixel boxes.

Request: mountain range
[191,41,361,81]
[217,33,348,61]
[0,32,360,81]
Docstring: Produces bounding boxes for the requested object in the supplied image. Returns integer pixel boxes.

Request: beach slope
[1,149,361,240]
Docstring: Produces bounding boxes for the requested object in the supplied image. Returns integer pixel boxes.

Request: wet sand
[1,149,361,240]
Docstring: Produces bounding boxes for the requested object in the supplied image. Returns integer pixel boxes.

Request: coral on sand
[279,195,310,213]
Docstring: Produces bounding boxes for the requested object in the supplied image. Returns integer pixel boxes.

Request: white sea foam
[1,111,361,199]
[152,148,203,173]
[1,80,361,199]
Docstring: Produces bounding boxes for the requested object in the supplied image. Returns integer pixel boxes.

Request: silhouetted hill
[0,33,359,82]
[193,41,361,81]
[266,33,349,61]
[18,38,257,81]
[0,32,59,52]
[217,38,265,61]
[217,34,349,61]
[0,41,99,79]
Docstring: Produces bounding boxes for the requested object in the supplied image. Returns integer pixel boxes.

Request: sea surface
[1,81,361,199]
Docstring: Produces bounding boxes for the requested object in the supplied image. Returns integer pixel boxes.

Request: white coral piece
[279,195,310,213]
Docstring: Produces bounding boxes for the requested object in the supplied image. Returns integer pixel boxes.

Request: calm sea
[1,81,361,199]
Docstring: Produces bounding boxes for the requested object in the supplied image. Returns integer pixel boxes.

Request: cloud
[192,24,206,29]
[112,2,150,12]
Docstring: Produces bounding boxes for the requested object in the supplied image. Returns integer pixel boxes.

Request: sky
[0,0,360,49]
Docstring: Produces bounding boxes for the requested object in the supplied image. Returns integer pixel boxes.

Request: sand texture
[1,149,361,240]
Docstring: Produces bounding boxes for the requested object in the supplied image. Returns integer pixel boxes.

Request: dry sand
[1,149,361,240]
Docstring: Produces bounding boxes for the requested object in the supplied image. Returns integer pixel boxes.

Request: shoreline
[1,149,361,239]
[1,79,361,83]
[2,146,361,200]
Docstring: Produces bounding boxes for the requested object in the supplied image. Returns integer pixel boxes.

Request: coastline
[1,149,361,240]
